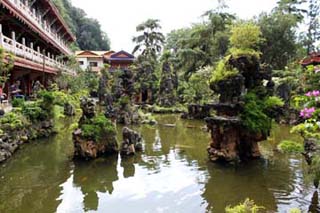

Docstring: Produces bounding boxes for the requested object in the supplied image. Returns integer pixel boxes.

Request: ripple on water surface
[0,115,318,213]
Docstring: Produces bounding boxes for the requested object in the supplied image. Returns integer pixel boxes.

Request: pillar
[11,31,16,54]
[22,37,26,58]
[0,24,3,47]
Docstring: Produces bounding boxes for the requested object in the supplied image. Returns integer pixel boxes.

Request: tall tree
[258,11,299,69]
[165,10,234,79]
[276,0,308,21]
[53,0,111,50]
[132,19,165,103]
[303,0,320,53]
[132,19,165,59]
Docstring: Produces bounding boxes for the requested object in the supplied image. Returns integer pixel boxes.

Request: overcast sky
[70,0,278,52]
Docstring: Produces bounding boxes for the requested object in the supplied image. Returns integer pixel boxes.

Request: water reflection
[0,115,317,213]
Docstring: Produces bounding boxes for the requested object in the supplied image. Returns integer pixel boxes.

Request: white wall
[76,57,104,71]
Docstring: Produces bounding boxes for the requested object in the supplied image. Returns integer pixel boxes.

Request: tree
[302,0,320,53]
[276,0,308,21]
[257,11,299,69]
[181,66,213,104]
[132,19,165,59]
[0,48,14,89]
[52,0,111,50]
[164,10,234,79]
[230,22,263,51]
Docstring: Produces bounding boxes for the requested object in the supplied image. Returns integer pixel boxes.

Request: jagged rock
[181,104,211,120]
[73,97,119,160]
[211,74,245,103]
[73,128,118,159]
[158,60,177,107]
[64,102,75,116]
[120,127,143,156]
[206,54,273,163]
[79,98,96,125]
[277,83,291,106]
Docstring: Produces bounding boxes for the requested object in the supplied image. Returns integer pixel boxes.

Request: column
[12,31,16,54]
[22,37,26,58]
[0,24,3,47]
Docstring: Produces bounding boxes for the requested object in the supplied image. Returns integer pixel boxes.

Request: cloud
[70,0,277,51]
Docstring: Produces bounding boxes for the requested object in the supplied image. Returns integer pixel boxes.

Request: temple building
[75,50,135,73]
[0,0,75,96]
[301,52,320,67]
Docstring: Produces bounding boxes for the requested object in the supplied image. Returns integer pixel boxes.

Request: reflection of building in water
[73,156,119,212]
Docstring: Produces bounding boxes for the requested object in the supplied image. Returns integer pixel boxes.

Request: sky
[70,0,278,52]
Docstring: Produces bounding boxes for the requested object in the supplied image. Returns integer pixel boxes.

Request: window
[89,62,98,67]
[79,61,84,65]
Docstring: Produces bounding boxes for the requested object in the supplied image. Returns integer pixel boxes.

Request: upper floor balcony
[1,0,75,55]
[0,29,76,76]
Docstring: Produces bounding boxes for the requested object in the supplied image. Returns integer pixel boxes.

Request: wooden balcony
[0,31,75,76]
[1,0,73,55]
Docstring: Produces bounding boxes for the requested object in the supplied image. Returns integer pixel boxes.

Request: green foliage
[81,114,115,142]
[182,66,214,104]
[241,93,272,135]
[257,11,299,69]
[291,123,320,139]
[263,96,285,109]
[230,22,263,51]
[132,19,165,58]
[52,0,110,50]
[164,10,234,79]
[0,112,27,131]
[229,48,261,60]
[118,96,130,107]
[11,98,25,108]
[277,140,304,153]
[225,198,264,213]
[210,60,239,84]
[22,102,47,121]
[0,47,14,88]
[289,208,302,213]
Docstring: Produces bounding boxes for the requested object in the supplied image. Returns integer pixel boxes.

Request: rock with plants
[104,69,142,125]
[0,90,56,163]
[73,97,118,159]
[206,22,283,163]
[157,52,177,107]
[120,127,144,156]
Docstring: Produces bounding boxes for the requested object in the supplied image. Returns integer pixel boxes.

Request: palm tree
[132,19,165,59]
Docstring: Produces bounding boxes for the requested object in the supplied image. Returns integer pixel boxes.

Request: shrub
[12,98,25,108]
[277,140,304,153]
[210,60,239,84]
[263,96,284,109]
[225,198,264,213]
[22,102,46,121]
[0,112,28,131]
[81,114,115,142]
[241,93,271,135]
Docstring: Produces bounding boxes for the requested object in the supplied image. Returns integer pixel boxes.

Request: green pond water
[0,114,318,213]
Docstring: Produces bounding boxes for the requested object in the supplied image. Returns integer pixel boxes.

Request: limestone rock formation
[181,104,212,120]
[64,102,75,116]
[206,55,274,163]
[158,60,177,107]
[73,97,118,160]
[120,127,144,156]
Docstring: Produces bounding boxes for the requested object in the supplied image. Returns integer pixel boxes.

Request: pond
[0,114,318,212]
